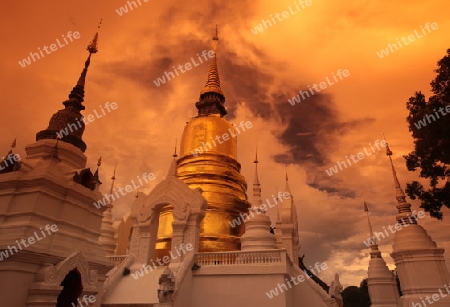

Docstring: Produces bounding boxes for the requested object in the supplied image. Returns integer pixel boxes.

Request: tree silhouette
[404,48,450,219]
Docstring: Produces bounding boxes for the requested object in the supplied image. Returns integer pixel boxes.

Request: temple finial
[173,139,178,158]
[285,166,291,196]
[212,24,219,52]
[167,146,178,177]
[275,187,282,222]
[364,201,375,240]
[252,148,262,207]
[67,19,101,106]
[253,146,260,184]
[109,163,117,195]
[384,137,416,225]
[10,138,16,150]
[197,25,226,116]
[93,156,102,183]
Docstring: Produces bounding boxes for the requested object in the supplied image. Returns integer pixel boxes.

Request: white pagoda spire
[241,150,276,251]
[99,163,118,256]
[364,201,399,307]
[385,140,450,307]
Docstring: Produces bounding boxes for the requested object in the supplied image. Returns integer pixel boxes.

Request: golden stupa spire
[173,139,178,158]
[67,19,101,106]
[384,138,417,226]
[200,25,225,98]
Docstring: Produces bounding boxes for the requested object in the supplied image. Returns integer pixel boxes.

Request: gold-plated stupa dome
[156,26,250,253]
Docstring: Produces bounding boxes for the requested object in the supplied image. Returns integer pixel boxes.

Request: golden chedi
[155,27,250,255]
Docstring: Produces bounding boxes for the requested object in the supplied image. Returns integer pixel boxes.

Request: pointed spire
[10,138,16,150]
[36,20,102,153]
[364,201,380,251]
[385,138,416,226]
[196,25,227,117]
[173,139,178,158]
[200,25,224,97]
[109,163,117,195]
[275,187,282,223]
[65,19,101,109]
[167,147,178,177]
[93,156,102,188]
[252,148,262,207]
[364,201,374,239]
[285,166,292,197]
[254,147,260,184]
[364,201,383,258]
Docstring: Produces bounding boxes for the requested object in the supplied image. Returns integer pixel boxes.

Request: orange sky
[1,0,450,287]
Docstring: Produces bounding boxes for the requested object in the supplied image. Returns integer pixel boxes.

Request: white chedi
[240,208,277,251]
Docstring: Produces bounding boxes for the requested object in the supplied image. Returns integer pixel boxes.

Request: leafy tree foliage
[404,48,450,219]
[341,278,371,307]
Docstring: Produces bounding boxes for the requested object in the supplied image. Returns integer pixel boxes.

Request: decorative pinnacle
[200,25,224,97]
[384,137,416,225]
[212,24,219,52]
[111,164,117,180]
[87,19,101,54]
[68,19,101,105]
[173,139,178,158]
[109,164,117,196]
[252,147,262,207]
[364,201,375,241]
[253,147,260,185]
[285,166,291,196]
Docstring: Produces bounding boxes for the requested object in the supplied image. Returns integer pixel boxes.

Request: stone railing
[194,249,284,266]
[106,255,128,266]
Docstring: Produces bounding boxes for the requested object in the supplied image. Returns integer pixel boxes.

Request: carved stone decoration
[328,273,343,307]
[34,251,97,289]
[73,168,97,191]
[157,267,175,303]
[173,201,190,222]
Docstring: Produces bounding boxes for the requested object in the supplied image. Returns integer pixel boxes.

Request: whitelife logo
[265,261,328,299]
[376,22,438,59]
[191,121,253,157]
[131,243,193,280]
[0,224,59,261]
[93,172,156,209]
[362,210,425,247]
[153,50,215,87]
[115,0,149,16]
[325,139,387,177]
[251,0,312,35]
[56,102,118,139]
[72,294,96,307]
[18,31,81,68]
[288,69,350,106]
[413,105,450,130]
